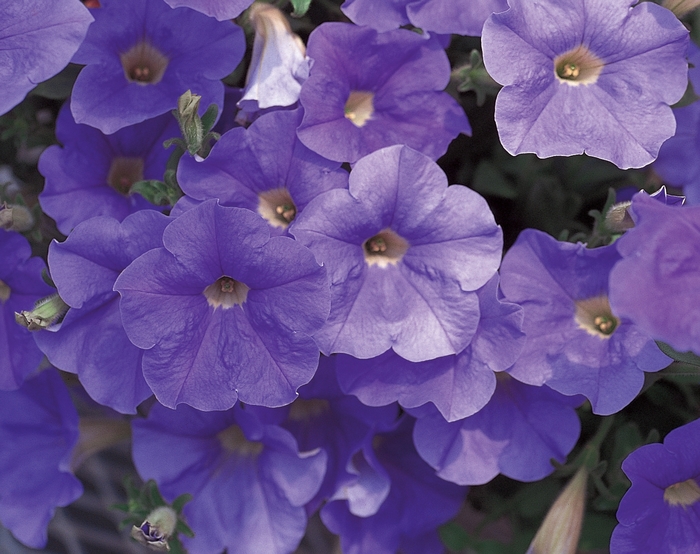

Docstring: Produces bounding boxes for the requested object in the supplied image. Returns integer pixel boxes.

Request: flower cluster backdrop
[1,0,700,553]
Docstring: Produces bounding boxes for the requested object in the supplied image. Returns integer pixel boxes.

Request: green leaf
[200,104,219,135]
[439,522,470,550]
[172,493,193,513]
[30,64,82,100]
[472,160,518,200]
[147,480,166,507]
[130,178,182,206]
[656,342,700,367]
[176,520,195,538]
[290,0,312,17]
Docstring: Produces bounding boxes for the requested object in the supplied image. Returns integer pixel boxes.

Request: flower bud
[131,505,178,551]
[527,468,588,554]
[176,90,204,155]
[14,293,69,330]
[0,203,35,232]
[604,201,634,233]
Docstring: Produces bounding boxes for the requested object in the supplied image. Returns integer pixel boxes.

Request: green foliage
[290,0,313,17]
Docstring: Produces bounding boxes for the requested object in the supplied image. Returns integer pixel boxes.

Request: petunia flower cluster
[1,0,700,552]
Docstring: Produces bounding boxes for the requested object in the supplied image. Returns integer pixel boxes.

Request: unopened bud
[604,201,634,233]
[527,468,588,554]
[15,293,69,330]
[131,505,178,551]
[662,0,700,17]
[0,203,35,232]
[176,90,204,155]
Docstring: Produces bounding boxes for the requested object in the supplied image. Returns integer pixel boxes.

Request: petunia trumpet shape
[70,0,244,134]
[500,229,671,415]
[610,417,700,553]
[297,23,471,163]
[115,200,330,411]
[609,192,700,355]
[482,0,688,169]
[290,145,502,362]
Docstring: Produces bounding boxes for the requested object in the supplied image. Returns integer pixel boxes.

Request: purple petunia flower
[335,275,524,422]
[341,0,508,36]
[0,229,54,390]
[653,44,700,205]
[115,200,330,411]
[500,228,670,415]
[296,23,471,163]
[609,192,700,355]
[0,368,83,548]
[290,145,502,362]
[70,0,244,134]
[482,0,688,169]
[34,211,170,414]
[163,0,253,20]
[39,105,179,234]
[177,107,348,235]
[610,417,700,553]
[652,100,700,205]
[132,402,326,554]
[411,375,582,485]
[281,355,399,514]
[321,416,466,554]
[0,0,92,116]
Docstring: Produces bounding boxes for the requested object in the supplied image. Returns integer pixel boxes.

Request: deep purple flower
[609,192,700,354]
[178,107,348,236]
[281,355,399,514]
[500,229,670,415]
[610,417,700,553]
[0,0,92,116]
[0,229,53,390]
[39,105,179,234]
[0,369,82,548]
[132,403,326,554]
[341,0,508,36]
[321,416,466,554]
[163,0,253,20]
[335,275,524,421]
[34,211,170,413]
[297,23,470,163]
[115,200,330,411]
[482,0,688,169]
[290,145,502,362]
[70,0,244,134]
[411,375,582,485]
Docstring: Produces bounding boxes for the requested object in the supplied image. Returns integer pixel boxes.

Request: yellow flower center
[363,228,409,268]
[664,478,700,507]
[574,295,620,338]
[344,91,375,127]
[204,276,249,309]
[121,41,169,85]
[107,156,144,195]
[554,45,603,86]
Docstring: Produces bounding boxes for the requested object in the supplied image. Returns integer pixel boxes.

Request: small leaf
[172,493,192,514]
[290,0,312,17]
[656,342,700,367]
[176,520,195,538]
[200,104,219,135]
